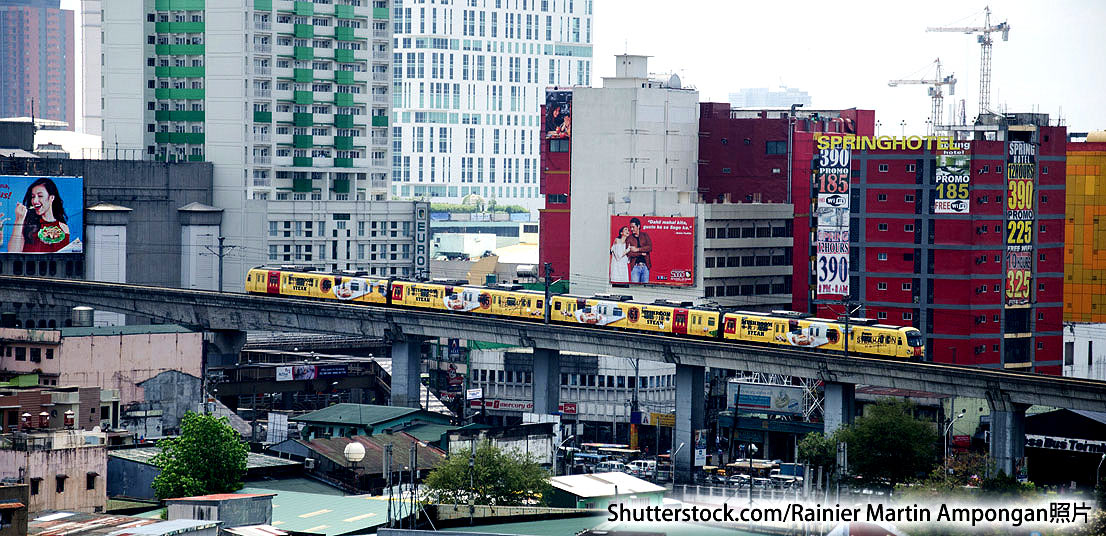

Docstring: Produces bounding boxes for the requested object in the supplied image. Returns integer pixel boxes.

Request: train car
[550,295,721,338]
[246,267,389,304]
[721,310,923,359]
[391,280,546,319]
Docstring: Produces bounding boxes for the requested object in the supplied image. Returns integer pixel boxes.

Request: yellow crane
[927,5,1010,117]
[888,58,957,135]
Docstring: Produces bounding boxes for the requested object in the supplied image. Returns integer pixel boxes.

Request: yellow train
[246,266,925,360]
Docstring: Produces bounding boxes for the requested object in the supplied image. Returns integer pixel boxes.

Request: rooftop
[165,493,275,502]
[238,486,391,536]
[107,519,221,535]
[59,324,194,337]
[548,472,666,498]
[396,422,457,444]
[224,526,288,536]
[30,511,158,536]
[301,433,445,473]
[291,403,421,426]
[108,447,300,470]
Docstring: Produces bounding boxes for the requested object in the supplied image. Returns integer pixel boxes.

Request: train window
[554,301,561,310]
[708,318,715,326]
[536,300,543,309]
[506,297,516,306]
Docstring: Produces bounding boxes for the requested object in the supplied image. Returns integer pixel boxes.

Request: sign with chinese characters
[1005,141,1036,307]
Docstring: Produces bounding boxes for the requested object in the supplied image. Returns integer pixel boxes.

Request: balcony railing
[254,66,271,75]
[254,134,272,142]
[255,21,272,30]
[254,88,272,98]
[254,43,272,53]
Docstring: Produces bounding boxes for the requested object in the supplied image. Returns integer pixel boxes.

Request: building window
[904,224,915,232]
[86,473,97,490]
[721,167,731,174]
[15,347,25,361]
[878,223,888,231]
[904,194,915,202]
[548,193,568,204]
[877,311,887,319]
[878,164,889,172]
[877,282,887,290]
[906,164,916,172]
[1042,166,1048,174]
[549,139,569,152]
[1037,312,1044,320]
[30,479,40,495]
[902,282,912,291]
[877,194,887,201]
[56,475,66,493]
[993,344,1000,352]
[765,141,786,155]
[877,253,888,261]
[902,312,913,321]
[1037,342,1044,350]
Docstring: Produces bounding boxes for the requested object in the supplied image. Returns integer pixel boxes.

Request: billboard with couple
[608,216,695,286]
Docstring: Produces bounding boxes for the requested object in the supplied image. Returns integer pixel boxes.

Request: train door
[267,271,281,294]
[723,316,737,336]
[673,309,688,335]
[391,283,405,302]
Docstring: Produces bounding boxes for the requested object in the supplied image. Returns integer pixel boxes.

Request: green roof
[60,324,194,337]
[240,487,392,536]
[291,403,421,426]
[401,422,458,443]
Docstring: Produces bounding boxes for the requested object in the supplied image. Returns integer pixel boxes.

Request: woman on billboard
[8,178,72,253]
[610,226,631,283]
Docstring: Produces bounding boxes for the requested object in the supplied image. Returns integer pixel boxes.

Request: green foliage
[796,432,837,474]
[980,470,1036,497]
[151,411,248,500]
[423,441,551,506]
[429,202,528,214]
[838,399,937,489]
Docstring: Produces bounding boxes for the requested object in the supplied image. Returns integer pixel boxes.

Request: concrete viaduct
[2,275,1104,481]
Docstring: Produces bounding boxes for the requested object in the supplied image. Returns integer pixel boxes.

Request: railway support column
[987,390,1027,477]
[532,348,560,415]
[674,364,705,484]
[390,336,425,408]
[823,382,856,436]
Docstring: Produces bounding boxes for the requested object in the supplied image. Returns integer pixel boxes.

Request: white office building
[389,0,592,214]
[97,0,436,288]
[1063,323,1106,381]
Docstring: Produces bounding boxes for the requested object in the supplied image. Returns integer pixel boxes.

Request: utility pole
[203,236,237,292]
[543,262,553,324]
[840,299,862,357]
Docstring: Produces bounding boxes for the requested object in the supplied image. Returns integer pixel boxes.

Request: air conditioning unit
[304,458,316,470]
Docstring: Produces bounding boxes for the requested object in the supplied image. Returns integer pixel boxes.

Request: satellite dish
[344,441,366,463]
[668,73,682,89]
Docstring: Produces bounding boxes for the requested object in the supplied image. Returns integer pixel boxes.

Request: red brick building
[538,89,573,280]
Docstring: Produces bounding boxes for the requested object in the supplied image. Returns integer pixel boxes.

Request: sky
[592,0,1106,134]
[61,0,1105,134]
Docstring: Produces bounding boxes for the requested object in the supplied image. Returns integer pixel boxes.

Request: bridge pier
[390,336,425,409]
[987,391,1028,477]
[532,348,560,415]
[206,330,246,369]
[823,382,856,436]
[674,364,705,484]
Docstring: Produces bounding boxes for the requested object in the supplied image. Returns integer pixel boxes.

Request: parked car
[626,459,657,478]
[595,460,626,473]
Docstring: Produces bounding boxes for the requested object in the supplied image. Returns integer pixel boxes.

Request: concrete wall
[167,496,273,528]
[0,444,107,514]
[0,484,28,536]
[106,456,158,501]
[119,370,203,438]
[1063,323,1106,380]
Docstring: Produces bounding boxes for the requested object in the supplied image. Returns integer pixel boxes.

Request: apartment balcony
[254,66,272,75]
[274,88,293,101]
[274,66,294,79]
[255,21,272,31]
[371,50,388,61]
[254,43,272,53]
[371,158,387,167]
[253,155,272,164]
[253,88,272,98]
[253,133,272,142]
[273,111,293,123]
[370,136,387,148]
[372,28,388,39]
[253,177,273,187]
[372,72,388,83]
[371,94,388,105]
[273,155,293,166]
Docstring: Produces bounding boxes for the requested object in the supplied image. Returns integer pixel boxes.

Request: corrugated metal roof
[108,447,300,470]
[165,493,275,502]
[397,422,458,443]
[291,403,420,426]
[548,472,666,498]
[224,525,288,536]
[107,519,221,535]
[300,433,445,473]
[239,487,393,536]
[30,511,159,535]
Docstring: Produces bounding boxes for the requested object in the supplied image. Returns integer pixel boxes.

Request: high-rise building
[0,0,75,129]
[390,0,593,214]
[100,0,431,289]
[1064,132,1106,322]
[728,87,811,109]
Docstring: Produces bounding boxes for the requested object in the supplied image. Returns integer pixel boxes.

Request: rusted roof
[300,433,445,474]
[30,511,158,535]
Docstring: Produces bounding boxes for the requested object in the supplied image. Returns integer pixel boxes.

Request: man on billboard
[626,218,653,283]
[8,178,76,253]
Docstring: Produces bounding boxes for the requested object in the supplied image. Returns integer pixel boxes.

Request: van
[626,460,656,478]
[595,461,626,473]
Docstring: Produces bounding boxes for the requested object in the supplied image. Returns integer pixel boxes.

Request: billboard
[545,90,572,139]
[935,142,971,214]
[609,216,695,286]
[813,147,851,297]
[726,381,805,416]
[1005,141,1036,307]
[0,176,83,254]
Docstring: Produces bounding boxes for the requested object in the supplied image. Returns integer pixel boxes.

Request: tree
[423,441,551,506]
[151,411,248,500]
[838,399,937,489]
[797,431,838,475]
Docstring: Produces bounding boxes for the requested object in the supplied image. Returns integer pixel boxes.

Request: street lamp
[943,409,966,483]
[557,435,576,476]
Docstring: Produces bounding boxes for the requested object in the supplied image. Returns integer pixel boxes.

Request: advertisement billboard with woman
[0,175,83,254]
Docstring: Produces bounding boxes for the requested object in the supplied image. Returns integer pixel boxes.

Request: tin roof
[108,447,300,470]
[548,472,666,498]
[238,487,392,536]
[107,519,221,535]
[291,403,421,426]
[30,511,159,535]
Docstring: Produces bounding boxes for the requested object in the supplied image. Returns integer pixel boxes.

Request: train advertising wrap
[608,216,695,286]
[0,175,84,254]
[1005,141,1036,307]
[934,141,971,214]
[814,147,851,298]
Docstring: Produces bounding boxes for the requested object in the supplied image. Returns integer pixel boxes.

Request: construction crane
[927,5,1010,117]
[888,58,957,135]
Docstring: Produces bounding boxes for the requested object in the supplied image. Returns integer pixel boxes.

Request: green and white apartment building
[98,0,431,289]
[389,0,592,213]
